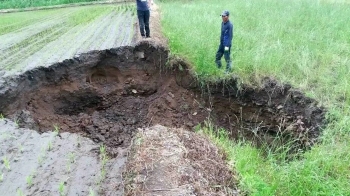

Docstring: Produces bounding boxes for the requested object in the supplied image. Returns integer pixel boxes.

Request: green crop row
[0,0,132,10]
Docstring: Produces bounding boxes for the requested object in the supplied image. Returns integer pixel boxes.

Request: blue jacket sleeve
[224,24,233,47]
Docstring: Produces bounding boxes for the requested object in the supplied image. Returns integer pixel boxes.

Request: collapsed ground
[0,41,326,195]
[0,41,326,155]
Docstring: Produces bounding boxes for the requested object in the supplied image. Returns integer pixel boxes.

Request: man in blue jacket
[136,0,152,38]
[216,10,233,72]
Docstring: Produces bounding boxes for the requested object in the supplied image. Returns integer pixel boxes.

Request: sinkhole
[0,42,326,156]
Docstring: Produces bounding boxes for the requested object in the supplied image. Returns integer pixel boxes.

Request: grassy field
[0,0,109,9]
[0,4,136,74]
[160,0,350,195]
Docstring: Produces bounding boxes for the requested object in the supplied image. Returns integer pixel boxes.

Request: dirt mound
[124,125,239,196]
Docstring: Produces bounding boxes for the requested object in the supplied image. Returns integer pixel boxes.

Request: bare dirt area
[0,119,127,195]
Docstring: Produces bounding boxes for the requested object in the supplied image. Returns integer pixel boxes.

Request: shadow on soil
[0,41,326,157]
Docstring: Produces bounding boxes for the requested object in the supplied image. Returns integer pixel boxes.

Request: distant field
[0,4,136,75]
[0,0,114,9]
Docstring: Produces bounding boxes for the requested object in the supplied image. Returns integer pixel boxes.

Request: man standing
[216,10,233,73]
[136,0,152,38]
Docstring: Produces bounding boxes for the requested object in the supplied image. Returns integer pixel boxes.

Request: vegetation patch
[159,0,350,195]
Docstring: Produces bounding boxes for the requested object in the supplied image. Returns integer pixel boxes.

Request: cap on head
[221,10,230,17]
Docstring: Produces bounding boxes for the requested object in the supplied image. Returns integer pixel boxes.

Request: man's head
[221,10,230,22]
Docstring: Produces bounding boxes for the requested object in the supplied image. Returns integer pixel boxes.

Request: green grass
[0,11,45,35]
[160,0,350,195]
[58,181,65,196]
[160,0,350,106]
[2,156,10,170]
[0,0,96,9]
[198,122,350,196]
[0,0,133,9]
[67,6,113,25]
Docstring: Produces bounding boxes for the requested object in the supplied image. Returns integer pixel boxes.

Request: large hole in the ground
[0,42,326,157]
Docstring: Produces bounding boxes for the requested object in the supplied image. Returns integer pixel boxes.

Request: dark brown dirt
[0,41,326,157]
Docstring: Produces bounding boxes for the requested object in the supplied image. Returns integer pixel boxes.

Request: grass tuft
[58,181,65,196]
[2,156,11,170]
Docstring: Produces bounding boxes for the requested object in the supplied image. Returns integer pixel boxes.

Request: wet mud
[0,41,326,153]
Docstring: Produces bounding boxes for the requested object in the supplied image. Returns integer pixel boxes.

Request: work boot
[225,61,232,73]
[215,60,222,69]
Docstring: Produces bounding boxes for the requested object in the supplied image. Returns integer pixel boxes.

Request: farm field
[1,0,349,195]
[0,119,127,195]
[0,3,136,76]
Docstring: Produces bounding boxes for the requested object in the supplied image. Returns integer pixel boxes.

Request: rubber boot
[216,60,222,69]
[225,61,232,73]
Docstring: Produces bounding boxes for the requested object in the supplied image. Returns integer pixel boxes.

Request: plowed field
[0,4,136,76]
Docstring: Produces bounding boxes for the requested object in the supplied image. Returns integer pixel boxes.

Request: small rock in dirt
[126,118,137,125]
[168,92,175,98]
[165,95,177,109]
[94,134,105,142]
[277,105,283,110]
[186,122,194,127]
[132,89,137,94]
[115,111,124,116]
[85,125,94,134]
[286,124,295,131]
[192,112,197,116]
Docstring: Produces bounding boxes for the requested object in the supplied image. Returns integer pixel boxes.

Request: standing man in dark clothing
[216,10,234,72]
[136,0,152,38]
